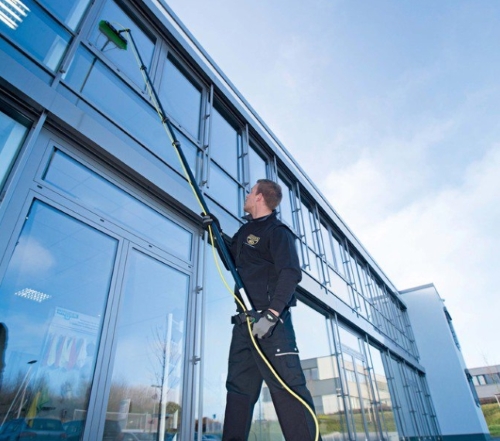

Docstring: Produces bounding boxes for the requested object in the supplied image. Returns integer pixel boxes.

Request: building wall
[401,284,490,440]
[0,1,485,440]
[470,364,500,403]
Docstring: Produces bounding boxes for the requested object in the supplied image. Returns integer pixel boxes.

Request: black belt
[231,307,289,325]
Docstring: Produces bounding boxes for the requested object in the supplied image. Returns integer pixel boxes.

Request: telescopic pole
[111,25,254,312]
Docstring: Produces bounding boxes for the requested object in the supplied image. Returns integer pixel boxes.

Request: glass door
[101,247,190,441]
[0,199,118,438]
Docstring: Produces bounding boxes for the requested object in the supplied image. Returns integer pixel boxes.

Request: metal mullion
[411,371,430,437]
[201,85,214,188]
[382,354,408,440]
[55,0,103,80]
[399,362,421,437]
[194,232,209,441]
[409,369,429,438]
[363,341,390,441]
[240,123,250,189]
[270,154,278,182]
[294,184,309,270]
[332,317,357,440]
[419,374,441,438]
[318,222,332,287]
[342,242,361,313]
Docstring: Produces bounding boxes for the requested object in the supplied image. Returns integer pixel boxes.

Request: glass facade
[0,0,456,440]
[0,108,29,190]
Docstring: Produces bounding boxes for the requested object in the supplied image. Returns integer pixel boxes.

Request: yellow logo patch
[246,234,260,246]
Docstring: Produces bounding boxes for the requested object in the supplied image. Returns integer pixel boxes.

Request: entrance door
[101,247,189,441]
[0,200,118,435]
[0,134,197,441]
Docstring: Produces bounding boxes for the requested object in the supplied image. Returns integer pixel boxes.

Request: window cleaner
[98,20,320,441]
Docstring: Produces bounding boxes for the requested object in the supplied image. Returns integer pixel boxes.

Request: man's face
[243,184,259,213]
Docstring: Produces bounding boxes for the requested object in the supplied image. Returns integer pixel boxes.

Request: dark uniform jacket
[228,211,302,315]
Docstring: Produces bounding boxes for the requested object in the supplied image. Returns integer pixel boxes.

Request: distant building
[0,1,492,440]
[469,365,500,404]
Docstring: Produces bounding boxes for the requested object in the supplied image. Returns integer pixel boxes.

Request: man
[204,179,320,441]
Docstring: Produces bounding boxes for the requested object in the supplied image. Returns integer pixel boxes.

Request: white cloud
[329,145,500,366]
[10,238,55,275]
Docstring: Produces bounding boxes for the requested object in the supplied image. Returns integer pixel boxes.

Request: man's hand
[252,310,279,339]
[201,212,221,232]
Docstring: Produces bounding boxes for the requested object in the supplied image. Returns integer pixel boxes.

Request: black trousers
[222,310,320,441]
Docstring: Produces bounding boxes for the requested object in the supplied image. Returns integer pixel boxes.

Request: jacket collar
[243,210,277,223]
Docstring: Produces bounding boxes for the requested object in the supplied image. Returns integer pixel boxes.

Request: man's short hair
[256,179,282,210]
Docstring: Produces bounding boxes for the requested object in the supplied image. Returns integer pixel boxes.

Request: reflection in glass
[89,0,155,89]
[369,346,399,440]
[39,0,91,31]
[104,250,188,441]
[0,110,28,190]
[301,202,315,250]
[199,245,235,439]
[210,107,239,178]
[0,0,71,71]
[0,200,117,436]
[208,163,239,214]
[248,145,267,188]
[172,128,201,178]
[277,176,295,230]
[159,56,202,140]
[331,234,345,278]
[43,150,193,262]
[320,224,334,267]
[336,325,397,441]
[292,304,348,441]
[63,48,200,179]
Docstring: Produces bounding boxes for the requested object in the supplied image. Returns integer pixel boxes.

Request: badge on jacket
[246,234,260,246]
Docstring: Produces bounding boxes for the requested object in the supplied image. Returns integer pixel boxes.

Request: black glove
[252,310,279,339]
[201,212,221,232]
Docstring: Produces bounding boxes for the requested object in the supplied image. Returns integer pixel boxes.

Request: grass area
[482,403,500,437]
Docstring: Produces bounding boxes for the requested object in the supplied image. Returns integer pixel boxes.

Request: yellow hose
[122,27,319,441]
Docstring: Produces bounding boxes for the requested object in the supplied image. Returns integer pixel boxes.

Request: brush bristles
[98,20,127,50]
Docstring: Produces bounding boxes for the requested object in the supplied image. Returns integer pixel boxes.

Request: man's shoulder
[268,218,295,239]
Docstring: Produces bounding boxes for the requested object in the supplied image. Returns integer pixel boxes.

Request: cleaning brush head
[98,20,128,50]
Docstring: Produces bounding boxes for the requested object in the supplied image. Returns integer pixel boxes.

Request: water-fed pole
[98,21,255,312]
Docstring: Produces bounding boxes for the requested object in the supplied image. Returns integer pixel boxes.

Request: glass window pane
[331,234,345,277]
[172,128,200,177]
[199,248,235,440]
[39,0,91,30]
[208,164,239,214]
[306,248,320,280]
[104,249,188,441]
[210,106,238,177]
[159,56,202,139]
[320,224,334,265]
[1,0,71,71]
[64,48,199,177]
[328,268,351,306]
[43,150,192,261]
[355,259,366,296]
[89,0,155,89]
[0,200,117,433]
[277,176,294,229]
[0,110,29,190]
[369,347,399,440]
[248,145,267,187]
[292,303,348,439]
[300,202,315,250]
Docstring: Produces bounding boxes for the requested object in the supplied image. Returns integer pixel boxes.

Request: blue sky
[165,0,500,368]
